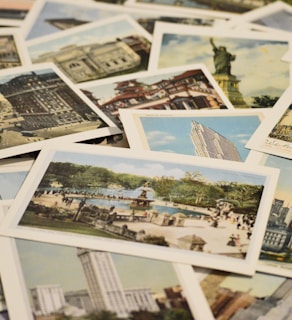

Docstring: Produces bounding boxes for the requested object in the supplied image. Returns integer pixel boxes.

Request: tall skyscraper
[190,120,242,161]
[77,249,130,318]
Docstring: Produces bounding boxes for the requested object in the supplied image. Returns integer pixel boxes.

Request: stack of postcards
[0,0,292,319]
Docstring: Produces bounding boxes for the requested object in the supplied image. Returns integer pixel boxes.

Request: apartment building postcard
[78,64,234,133]
[246,85,292,160]
[0,236,211,320]
[0,62,121,159]
[222,1,292,36]
[0,0,34,26]
[148,22,291,109]
[22,0,228,41]
[0,28,31,69]
[196,267,292,320]
[26,15,152,85]
[119,108,268,163]
[0,143,279,275]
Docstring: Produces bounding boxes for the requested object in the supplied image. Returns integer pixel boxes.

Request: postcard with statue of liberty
[148,22,291,109]
[0,143,279,275]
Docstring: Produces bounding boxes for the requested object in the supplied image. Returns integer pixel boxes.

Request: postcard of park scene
[0,236,211,320]
[25,14,152,85]
[148,22,291,109]
[0,62,121,159]
[22,0,227,41]
[0,143,279,275]
[246,85,292,160]
[195,267,292,320]
[78,64,234,131]
[0,28,31,70]
[119,108,268,163]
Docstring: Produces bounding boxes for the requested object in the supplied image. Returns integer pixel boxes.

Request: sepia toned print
[27,15,152,84]
[0,35,22,69]
[246,85,292,160]
[1,144,278,274]
[0,0,34,20]
[0,64,120,159]
[0,276,9,320]
[16,239,195,319]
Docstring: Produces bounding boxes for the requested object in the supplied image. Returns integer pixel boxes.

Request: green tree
[252,95,279,108]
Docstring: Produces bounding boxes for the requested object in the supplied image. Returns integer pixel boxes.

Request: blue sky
[140,115,261,160]
[50,149,266,186]
[0,171,28,200]
[16,239,179,294]
[159,34,289,105]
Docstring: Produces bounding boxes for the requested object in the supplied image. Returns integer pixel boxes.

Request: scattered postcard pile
[0,0,292,319]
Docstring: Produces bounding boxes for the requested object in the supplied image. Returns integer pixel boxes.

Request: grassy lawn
[19,211,123,239]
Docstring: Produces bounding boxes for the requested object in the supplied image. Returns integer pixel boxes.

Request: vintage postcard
[26,15,152,84]
[0,143,279,274]
[0,162,32,220]
[245,151,292,278]
[0,28,31,69]
[196,267,292,320]
[78,64,234,131]
[149,23,291,109]
[0,0,34,26]
[126,0,268,14]
[119,108,268,163]
[0,273,9,319]
[22,0,228,40]
[223,1,292,35]
[4,237,206,320]
[246,85,292,160]
[0,63,120,159]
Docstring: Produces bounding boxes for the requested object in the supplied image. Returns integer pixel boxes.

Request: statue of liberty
[210,38,236,76]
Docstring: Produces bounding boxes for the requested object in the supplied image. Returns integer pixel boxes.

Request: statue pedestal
[213,73,249,108]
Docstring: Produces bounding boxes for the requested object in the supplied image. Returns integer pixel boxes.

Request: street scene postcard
[0,143,279,275]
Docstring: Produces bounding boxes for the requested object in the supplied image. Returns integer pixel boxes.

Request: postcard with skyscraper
[119,108,268,163]
[246,85,292,160]
[0,28,31,69]
[0,63,121,159]
[26,15,152,85]
[0,143,279,275]
[148,22,291,109]
[244,151,292,278]
[78,64,234,131]
[1,237,210,320]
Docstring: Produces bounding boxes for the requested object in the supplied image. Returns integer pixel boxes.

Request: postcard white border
[0,62,121,159]
[246,84,292,160]
[119,107,269,163]
[22,0,227,41]
[222,1,292,34]
[125,0,237,19]
[148,21,292,79]
[245,150,292,278]
[0,236,208,320]
[0,143,279,275]
[0,27,31,67]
